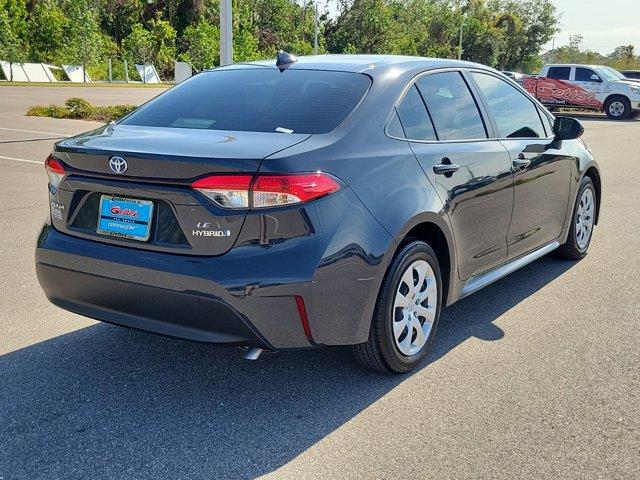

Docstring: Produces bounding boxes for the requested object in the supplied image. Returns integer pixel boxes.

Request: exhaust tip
[243,347,263,361]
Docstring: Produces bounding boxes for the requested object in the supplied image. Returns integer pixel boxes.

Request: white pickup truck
[523,64,640,120]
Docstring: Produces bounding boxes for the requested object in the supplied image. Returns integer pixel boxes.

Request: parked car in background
[36,55,601,373]
[602,66,640,84]
[523,63,640,119]
[621,70,640,81]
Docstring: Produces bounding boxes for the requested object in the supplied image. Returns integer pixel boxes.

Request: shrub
[27,98,137,122]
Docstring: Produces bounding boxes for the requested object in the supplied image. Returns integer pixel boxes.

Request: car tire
[555,176,597,260]
[352,241,443,374]
[604,95,631,120]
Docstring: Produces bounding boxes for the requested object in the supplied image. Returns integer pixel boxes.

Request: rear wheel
[604,96,631,120]
[555,176,596,260]
[352,241,443,373]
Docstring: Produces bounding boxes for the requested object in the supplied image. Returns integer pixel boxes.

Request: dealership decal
[523,77,603,109]
[50,201,65,220]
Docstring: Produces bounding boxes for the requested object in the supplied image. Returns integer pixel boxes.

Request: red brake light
[191,175,253,208]
[252,173,342,208]
[191,172,342,209]
[45,154,67,191]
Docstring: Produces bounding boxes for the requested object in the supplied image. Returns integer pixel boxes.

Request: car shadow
[1,256,574,479]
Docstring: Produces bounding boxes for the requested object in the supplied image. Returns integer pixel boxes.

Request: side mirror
[553,116,584,140]
[590,74,602,82]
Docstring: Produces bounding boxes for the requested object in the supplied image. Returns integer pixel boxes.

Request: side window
[395,85,437,141]
[575,67,601,82]
[416,72,487,141]
[387,109,405,138]
[471,72,546,139]
[546,67,571,80]
[540,109,555,137]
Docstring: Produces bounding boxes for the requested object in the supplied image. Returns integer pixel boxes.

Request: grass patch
[27,97,137,122]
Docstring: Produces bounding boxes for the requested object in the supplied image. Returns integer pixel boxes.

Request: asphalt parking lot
[1,86,638,479]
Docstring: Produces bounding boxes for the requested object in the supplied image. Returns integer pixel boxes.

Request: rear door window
[470,72,546,139]
[546,67,571,80]
[395,85,437,141]
[416,72,487,141]
[121,69,371,134]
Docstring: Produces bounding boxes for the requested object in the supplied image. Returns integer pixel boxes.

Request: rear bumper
[36,225,311,349]
[35,188,394,348]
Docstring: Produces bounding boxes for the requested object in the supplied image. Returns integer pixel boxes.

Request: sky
[544,0,640,54]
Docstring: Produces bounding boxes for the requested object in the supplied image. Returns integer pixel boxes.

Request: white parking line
[0,155,43,165]
[0,127,72,137]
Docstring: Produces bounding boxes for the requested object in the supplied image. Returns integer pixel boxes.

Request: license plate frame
[97,195,154,242]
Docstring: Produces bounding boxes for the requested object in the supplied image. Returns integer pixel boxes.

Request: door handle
[513,153,532,170]
[433,158,460,176]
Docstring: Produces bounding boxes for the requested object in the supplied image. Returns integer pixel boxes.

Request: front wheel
[604,96,631,120]
[352,241,443,373]
[555,176,597,260]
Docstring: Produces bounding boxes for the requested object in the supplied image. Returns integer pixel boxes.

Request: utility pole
[458,21,464,60]
[220,0,233,66]
[313,3,319,55]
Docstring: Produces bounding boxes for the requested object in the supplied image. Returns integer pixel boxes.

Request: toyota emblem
[109,156,128,174]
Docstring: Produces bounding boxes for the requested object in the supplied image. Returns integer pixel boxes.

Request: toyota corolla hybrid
[36,54,601,373]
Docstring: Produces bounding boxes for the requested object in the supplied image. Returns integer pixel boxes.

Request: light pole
[220,0,233,66]
[313,3,319,55]
[457,15,466,60]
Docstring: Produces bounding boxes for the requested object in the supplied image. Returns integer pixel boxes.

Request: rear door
[396,70,514,280]
[468,70,571,259]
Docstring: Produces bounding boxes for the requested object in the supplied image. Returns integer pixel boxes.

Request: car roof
[213,54,490,78]
[546,64,608,69]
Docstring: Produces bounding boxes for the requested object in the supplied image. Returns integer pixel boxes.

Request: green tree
[0,8,27,80]
[123,23,154,69]
[489,0,558,71]
[123,18,176,78]
[609,45,636,69]
[102,0,143,44]
[325,0,398,54]
[61,0,111,81]
[179,18,219,70]
[233,1,260,61]
[26,0,68,64]
[0,0,27,36]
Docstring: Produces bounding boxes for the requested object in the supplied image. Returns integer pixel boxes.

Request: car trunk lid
[54,124,310,181]
[50,125,311,256]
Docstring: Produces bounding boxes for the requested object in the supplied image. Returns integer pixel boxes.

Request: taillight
[45,154,67,193]
[252,173,342,208]
[191,173,342,209]
[191,175,253,208]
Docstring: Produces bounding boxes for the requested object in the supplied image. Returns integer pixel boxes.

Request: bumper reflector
[295,295,314,343]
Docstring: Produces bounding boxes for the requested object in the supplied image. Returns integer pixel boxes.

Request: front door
[572,67,605,104]
[467,70,571,260]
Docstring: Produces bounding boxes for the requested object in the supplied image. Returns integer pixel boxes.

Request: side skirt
[458,241,560,301]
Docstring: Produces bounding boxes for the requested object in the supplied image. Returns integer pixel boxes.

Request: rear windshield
[121,69,371,134]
